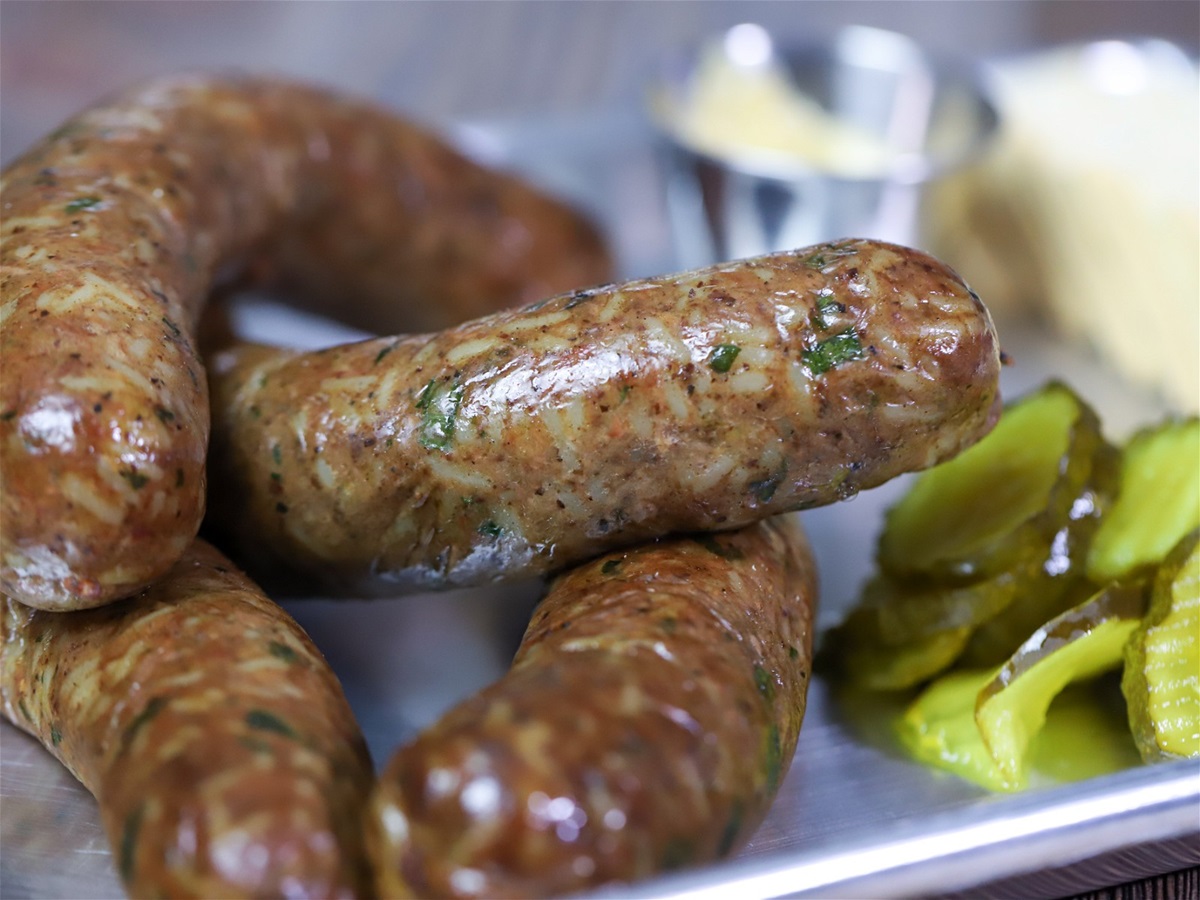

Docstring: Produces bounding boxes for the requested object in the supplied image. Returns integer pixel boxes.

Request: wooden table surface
[1,2,1197,898]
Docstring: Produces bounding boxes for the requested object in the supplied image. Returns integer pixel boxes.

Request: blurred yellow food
[657,38,894,177]
[928,42,1199,412]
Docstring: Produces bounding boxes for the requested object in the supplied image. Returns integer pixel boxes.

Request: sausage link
[207,238,1001,595]
[0,540,374,898]
[0,73,611,610]
[365,515,817,898]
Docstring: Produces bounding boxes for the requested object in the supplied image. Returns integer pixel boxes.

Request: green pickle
[975,583,1146,782]
[898,670,1139,793]
[878,382,1111,582]
[1122,530,1200,761]
[835,620,972,691]
[830,379,1195,790]
[1087,418,1200,584]
[898,669,1017,791]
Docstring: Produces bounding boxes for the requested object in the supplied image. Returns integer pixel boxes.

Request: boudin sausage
[207,238,1001,595]
[365,515,817,898]
[0,539,374,898]
[0,73,611,610]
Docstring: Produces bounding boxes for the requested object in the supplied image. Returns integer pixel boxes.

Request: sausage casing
[1,73,611,610]
[0,540,374,898]
[366,515,817,898]
[208,238,1001,594]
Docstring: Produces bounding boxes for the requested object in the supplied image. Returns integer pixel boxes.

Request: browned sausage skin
[0,73,611,611]
[0,539,374,898]
[365,515,816,898]
[208,238,1001,595]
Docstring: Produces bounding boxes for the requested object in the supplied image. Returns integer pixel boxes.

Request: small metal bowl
[648,24,1000,268]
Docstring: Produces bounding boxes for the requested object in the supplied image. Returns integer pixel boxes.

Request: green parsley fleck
[749,472,782,503]
[121,469,149,490]
[416,379,465,451]
[765,722,783,793]
[50,725,62,746]
[65,196,102,213]
[717,800,745,856]
[267,641,298,663]
[803,331,863,376]
[812,293,844,330]
[754,665,776,702]
[123,697,168,749]
[245,709,297,740]
[374,342,398,365]
[708,343,741,373]
[477,520,504,539]
[601,559,622,575]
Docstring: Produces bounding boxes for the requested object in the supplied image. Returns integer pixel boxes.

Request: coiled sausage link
[207,238,1001,595]
[366,515,817,898]
[0,73,611,610]
[0,539,374,899]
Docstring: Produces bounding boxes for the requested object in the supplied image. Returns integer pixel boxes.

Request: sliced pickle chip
[1122,530,1200,761]
[959,449,1119,668]
[867,571,1020,644]
[1087,417,1200,584]
[896,668,1019,792]
[878,382,1111,581]
[837,625,972,691]
[898,671,1138,793]
[975,583,1147,782]
[958,535,1094,669]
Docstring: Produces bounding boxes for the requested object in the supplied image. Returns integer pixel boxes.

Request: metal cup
[650,24,999,269]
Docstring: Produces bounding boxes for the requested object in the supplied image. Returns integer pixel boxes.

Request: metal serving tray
[2,107,1197,899]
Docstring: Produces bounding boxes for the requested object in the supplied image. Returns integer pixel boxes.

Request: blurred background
[2,0,1197,162]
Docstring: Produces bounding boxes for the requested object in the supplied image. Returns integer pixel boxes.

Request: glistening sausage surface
[0,73,611,610]
[207,239,1001,595]
[366,515,817,898]
[0,539,374,898]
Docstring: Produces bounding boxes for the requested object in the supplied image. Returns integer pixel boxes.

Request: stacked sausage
[0,75,1002,898]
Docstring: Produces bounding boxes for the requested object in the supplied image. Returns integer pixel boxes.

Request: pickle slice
[959,444,1120,668]
[975,583,1146,782]
[867,571,1020,643]
[898,670,1139,793]
[1087,417,1200,584]
[896,668,1019,792]
[1122,530,1200,761]
[835,624,973,691]
[879,382,1111,581]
